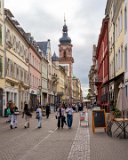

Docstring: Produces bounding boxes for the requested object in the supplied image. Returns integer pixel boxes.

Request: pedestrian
[45,103,50,119]
[66,104,74,129]
[81,102,84,111]
[56,103,65,129]
[6,102,11,123]
[22,102,32,128]
[36,105,42,128]
[10,103,19,129]
[62,104,67,125]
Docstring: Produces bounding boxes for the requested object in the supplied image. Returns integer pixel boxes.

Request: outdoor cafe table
[113,118,128,139]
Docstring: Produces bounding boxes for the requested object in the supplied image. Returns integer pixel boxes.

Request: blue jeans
[38,118,42,128]
[67,114,73,128]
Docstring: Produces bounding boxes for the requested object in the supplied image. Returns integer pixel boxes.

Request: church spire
[59,17,71,44]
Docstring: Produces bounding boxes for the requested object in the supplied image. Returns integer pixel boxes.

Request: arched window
[64,50,66,58]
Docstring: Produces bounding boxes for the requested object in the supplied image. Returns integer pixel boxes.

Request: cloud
[5,0,107,97]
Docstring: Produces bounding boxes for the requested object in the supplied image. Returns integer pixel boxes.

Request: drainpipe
[113,22,116,107]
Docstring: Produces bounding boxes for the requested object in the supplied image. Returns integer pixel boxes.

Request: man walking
[66,104,74,129]
[56,103,65,129]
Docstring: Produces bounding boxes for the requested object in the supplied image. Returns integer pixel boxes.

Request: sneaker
[38,126,41,129]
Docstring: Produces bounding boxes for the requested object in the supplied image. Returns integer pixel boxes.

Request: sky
[5,0,107,97]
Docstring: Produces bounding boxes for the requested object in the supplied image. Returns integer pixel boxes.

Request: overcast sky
[5,0,107,97]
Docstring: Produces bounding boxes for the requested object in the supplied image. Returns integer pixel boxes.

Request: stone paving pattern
[67,125,90,160]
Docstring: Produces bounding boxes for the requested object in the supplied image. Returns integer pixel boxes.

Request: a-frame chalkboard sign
[92,110,106,133]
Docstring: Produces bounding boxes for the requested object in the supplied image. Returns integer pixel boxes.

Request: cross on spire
[64,13,66,25]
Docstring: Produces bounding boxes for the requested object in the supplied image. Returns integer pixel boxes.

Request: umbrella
[116,83,128,139]
[116,83,128,117]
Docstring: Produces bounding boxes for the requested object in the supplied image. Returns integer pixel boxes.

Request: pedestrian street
[1,111,128,160]
[0,112,79,160]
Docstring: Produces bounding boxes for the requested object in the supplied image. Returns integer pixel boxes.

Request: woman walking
[45,103,50,119]
[36,105,42,128]
[10,102,19,129]
[66,104,74,129]
[23,102,32,128]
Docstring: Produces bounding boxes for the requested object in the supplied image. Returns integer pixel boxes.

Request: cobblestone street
[1,111,128,160]
[0,112,79,160]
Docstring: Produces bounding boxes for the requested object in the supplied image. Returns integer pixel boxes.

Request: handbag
[36,112,40,119]
[6,108,11,116]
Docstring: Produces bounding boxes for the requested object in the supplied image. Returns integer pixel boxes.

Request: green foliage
[112,107,121,118]
[86,92,91,100]
[114,109,121,118]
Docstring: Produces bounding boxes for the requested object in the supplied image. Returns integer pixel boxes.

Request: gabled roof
[5,8,14,18]
[37,41,48,55]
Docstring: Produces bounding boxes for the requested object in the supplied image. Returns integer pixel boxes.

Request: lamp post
[38,86,42,105]
[52,74,58,111]
[53,91,56,112]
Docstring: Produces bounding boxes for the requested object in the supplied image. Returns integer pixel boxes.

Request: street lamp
[38,86,42,105]
[53,90,56,112]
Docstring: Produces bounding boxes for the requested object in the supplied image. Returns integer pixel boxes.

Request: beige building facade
[0,0,5,115]
[4,9,29,112]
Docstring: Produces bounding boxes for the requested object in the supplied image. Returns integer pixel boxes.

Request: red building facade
[95,16,109,112]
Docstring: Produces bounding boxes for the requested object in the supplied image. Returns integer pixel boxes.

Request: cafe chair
[106,112,114,137]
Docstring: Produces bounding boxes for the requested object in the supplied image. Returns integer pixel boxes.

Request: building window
[0,0,1,12]
[64,50,66,58]
[120,11,122,31]
[118,17,120,36]
[121,45,123,68]
[0,56,2,77]
[115,24,117,39]
[125,45,127,71]
[125,6,127,32]
[115,53,118,71]
[126,85,128,97]
[16,65,19,80]
[0,25,2,45]
[32,56,34,66]
[118,49,120,69]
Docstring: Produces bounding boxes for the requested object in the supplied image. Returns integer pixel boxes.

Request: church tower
[59,18,74,103]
